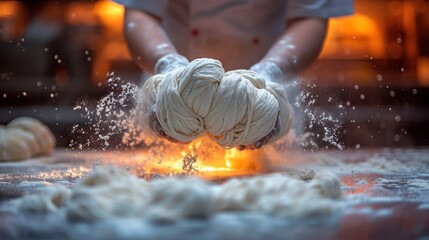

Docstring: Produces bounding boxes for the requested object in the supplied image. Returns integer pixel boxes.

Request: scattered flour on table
[9,167,344,222]
[362,155,428,173]
[407,179,429,188]
[304,153,429,174]
[17,181,53,188]
[418,203,429,210]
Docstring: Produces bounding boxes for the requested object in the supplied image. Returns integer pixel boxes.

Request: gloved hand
[250,61,285,84]
[235,61,287,151]
[150,53,190,142]
[154,53,189,74]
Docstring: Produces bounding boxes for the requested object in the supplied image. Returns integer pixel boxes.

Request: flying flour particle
[70,74,145,151]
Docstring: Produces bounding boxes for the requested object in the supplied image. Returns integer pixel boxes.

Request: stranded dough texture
[137,58,294,148]
[0,117,56,161]
[13,167,343,221]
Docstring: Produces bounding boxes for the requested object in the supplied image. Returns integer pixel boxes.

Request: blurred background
[0,0,428,149]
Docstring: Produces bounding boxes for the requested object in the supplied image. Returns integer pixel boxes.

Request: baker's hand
[249,61,284,84]
[150,105,183,143]
[154,53,189,74]
[235,61,286,151]
[236,112,281,151]
[150,53,190,143]
[252,60,300,103]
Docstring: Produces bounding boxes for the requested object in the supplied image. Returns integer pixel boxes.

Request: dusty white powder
[11,167,344,222]
[301,152,429,174]
[213,171,342,217]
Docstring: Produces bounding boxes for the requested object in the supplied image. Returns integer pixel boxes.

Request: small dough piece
[0,127,32,161]
[6,128,40,155]
[8,117,56,155]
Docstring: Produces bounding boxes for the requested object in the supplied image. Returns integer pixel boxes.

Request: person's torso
[162,0,287,70]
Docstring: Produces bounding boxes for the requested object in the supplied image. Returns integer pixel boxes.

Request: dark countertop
[0,148,429,240]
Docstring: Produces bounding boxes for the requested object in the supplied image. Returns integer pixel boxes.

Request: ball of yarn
[136,58,293,148]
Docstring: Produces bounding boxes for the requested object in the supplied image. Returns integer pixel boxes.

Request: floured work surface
[1,148,429,239]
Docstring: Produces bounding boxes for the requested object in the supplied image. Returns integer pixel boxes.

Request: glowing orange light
[321,14,386,59]
[66,3,98,26]
[341,173,381,196]
[417,58,429,86]
[76,136,276,180]
[94,0,124,33]
[0,1,22,17]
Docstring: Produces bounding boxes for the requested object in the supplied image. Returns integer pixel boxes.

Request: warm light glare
[0,1,22,17]
[321,14,386,59]
[417,57,429,86]
[85,1,130,83]
[76,137,277,180]
[94,0,124,32]
[143,138,275,179]
[66,3,98,26]
[341,173,381,196]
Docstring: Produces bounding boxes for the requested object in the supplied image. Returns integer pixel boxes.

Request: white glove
[250,61,285,84]
[150,53,190,142]
[251,60,298,103]
[154,53,189,74]
[236,61,294,150]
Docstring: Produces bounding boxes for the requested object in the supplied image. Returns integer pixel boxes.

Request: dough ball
[0,127,32,161]
[0,117,56,161]
[8,117,56,155]
[6,128,40,155]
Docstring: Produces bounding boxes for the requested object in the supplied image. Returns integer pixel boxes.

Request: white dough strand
[137,58,294,148]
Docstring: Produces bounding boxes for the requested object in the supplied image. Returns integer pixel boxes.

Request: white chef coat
[117,0,354,71]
